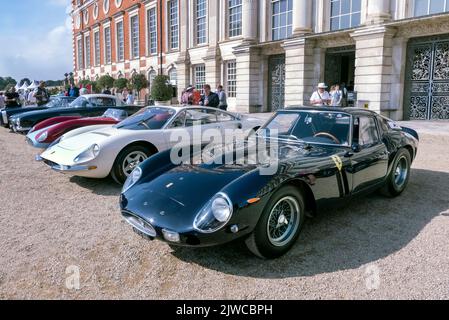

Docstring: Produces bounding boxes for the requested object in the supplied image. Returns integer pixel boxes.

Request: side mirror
[352,143,361,153]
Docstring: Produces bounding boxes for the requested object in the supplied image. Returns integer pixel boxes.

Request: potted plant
[150,75,173,106]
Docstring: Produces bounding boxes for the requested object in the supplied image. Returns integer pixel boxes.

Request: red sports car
[26,109,128,149]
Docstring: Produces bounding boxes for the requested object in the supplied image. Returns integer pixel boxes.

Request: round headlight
[92,144,100,157]
[122,167,142,193]
[37,131,48,142]
[194,193,233,233]
[212,197,232,223]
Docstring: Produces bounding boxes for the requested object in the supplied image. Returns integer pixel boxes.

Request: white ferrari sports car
[39,106,264,184]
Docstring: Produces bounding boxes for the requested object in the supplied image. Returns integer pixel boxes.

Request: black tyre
[111,145,153,184]
[245,186,305,259]
[381,148,411,197]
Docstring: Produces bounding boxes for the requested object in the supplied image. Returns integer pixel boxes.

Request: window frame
[147,6,158,55]
[129,14,140,60]
[413,0,449,17]
[168,0,180,50]
[195,0,208,45]
[271,0,293,41]
[228,0,243,38]
[116,20,125,62]
[330,0,362,31]
[104,25,112,64]
[354,115,381,149]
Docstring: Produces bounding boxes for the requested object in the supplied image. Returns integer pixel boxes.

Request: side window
[216,111,234,122]
[358,116,380,147]
[89,97,115,107]
[170,111,186,128]
[184,109,217,127]
[199,109,218,124]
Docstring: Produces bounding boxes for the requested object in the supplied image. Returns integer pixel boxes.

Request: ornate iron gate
[405,36,449,120]
[268,55,286,111]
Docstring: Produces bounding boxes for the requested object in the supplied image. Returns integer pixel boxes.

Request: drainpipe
[159,0,163,75]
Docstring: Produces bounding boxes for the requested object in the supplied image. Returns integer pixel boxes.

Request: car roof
[81,94,119,99]
[145,105,234,113]
[284,106,379,116]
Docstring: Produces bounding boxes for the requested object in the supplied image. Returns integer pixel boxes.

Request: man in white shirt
[28,90,37,105]
[310,83,331,106]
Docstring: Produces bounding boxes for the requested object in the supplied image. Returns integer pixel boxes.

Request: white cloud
[0,17,72,81]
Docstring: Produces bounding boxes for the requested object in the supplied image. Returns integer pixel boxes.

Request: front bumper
[26,136,49,149]
[120,206,250,248]
[10,123,31,133]
[1,111,7,125]
[42,158,96,173]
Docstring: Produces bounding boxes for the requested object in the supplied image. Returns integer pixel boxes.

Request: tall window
[196,0,207,45]
[271,0,293,41]
[414,0,449,16]
[148,70,157,89]
[94,31,100,66]
[194,65,206,91]
[116,21,124,61]
[130,15,140,59]
[169,0,179,50]
[104,26,112,64]
[77,38,83,70]
[85,34,91,68]
[330,0,361,30]
[229,0,242,37]
[147,8,157,54]
[169,68,178,86]
[226,61,237,98]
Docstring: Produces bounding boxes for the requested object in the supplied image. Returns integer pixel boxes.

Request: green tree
[0,77,17,91]
[97,75,115,90]
[150,75,173,102]
[113,78,129,91]
[130,73,148,92]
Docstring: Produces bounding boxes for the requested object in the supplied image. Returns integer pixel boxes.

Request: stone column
[366,0,391,24]
[242,0,258,42]
[351,26,396,115]
[176,0,190,100]
[292,0,313,35]
[233,45,261,113]
[283,38,315,107]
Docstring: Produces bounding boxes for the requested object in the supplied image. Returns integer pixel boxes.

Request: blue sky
[0,0,72,81]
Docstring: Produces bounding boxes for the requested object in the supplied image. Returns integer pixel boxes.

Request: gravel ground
[0,121,448,300]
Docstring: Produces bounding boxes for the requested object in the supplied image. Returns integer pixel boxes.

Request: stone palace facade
[71,0,449,120]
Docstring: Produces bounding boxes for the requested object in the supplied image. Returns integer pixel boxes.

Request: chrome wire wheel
[122,151,148,176]
[394,156,408,188]
[266,196,301,247]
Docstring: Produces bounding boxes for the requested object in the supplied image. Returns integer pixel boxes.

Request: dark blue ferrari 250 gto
[120,107,419,259]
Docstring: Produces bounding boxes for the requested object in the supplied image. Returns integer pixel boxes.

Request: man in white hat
[310,83,331,106]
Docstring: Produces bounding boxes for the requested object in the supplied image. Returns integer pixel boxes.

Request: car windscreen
[103,108,128,121]
[263,111,351,146]
[115,107,176,130]
[45,98,69,108]
[69,96,88,108]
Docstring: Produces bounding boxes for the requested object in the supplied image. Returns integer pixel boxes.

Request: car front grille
[122,210,157,238]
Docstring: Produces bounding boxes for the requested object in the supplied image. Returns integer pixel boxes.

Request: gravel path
[0,123,448,300]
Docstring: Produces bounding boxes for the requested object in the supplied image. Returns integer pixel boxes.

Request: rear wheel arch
[403,145,415,161]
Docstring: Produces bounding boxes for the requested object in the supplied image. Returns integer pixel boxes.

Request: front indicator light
[162,229,180,243]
